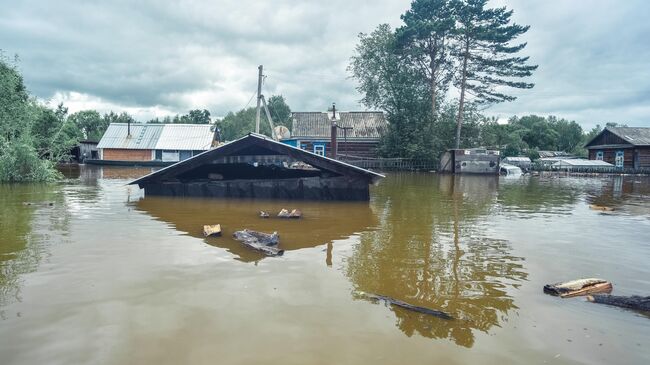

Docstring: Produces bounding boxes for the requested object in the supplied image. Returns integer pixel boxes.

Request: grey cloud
[1,0,649,127]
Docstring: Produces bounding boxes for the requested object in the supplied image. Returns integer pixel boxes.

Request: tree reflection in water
[348,174,528,347]
[0,184,69,310]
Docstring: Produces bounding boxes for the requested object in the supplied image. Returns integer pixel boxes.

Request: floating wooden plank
[358,291,453,320]
[543,278,613,298]
[590,204,614,212]
[203,224,222,237]
[587,294,650,312]
[289,209,302,218]
[233,229,283,256]
[278,209,302,218]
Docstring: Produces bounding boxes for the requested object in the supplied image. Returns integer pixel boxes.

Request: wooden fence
[532,165,650,175]
[340,156,437,171]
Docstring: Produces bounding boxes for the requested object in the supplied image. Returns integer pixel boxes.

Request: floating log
[590,205,614,212]
[203,224,222,237]
[259,211,270,218]
[544,278,613,298]
[233,229,283,256]
[358,291,453,320]
[587,294,650,312]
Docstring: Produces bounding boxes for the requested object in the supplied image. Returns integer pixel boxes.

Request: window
[596,151,603,161]
[615,151,624,168]
[314,144,325,156]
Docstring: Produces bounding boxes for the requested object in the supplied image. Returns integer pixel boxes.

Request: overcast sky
[1,0,649,128]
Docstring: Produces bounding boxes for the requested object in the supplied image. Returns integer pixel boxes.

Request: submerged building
[585,126,650,169]
[130,133,384,201]
[439,148,500,174]
[94,123,215,165]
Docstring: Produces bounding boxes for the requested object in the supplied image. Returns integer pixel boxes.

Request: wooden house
[281,111,387,159]
[585,127,650,169]
[129,133,384,201]
[93,123,215,165]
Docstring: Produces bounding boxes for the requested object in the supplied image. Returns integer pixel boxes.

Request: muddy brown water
[1,166,649,364]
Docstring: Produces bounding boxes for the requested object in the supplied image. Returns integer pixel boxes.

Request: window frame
[313,144,325,156]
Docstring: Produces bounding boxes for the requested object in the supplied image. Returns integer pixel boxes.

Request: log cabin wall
[589,148,637,168]
[635,147,650,168]
[298,140,380,159]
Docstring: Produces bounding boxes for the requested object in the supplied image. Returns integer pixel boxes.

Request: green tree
[266,95,291,128]
[31,103,82,161]
[350,24,436,160]
[68,110,109,141]
[549,116,583,153]
[103,111,135,125]
[0,55,67,181]
[396,0,456,119]
[183,109,211,124]
[452,0,537,148]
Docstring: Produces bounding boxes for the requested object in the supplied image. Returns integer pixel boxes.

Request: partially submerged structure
[130,133,384,201]
[501,156,532,170]
[92,123,215,165]
[281,110,388,159]
[585,126,650,169]
[439,148,500,174]
[550,159,614,171]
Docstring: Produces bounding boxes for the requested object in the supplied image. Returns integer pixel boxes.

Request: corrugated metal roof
[502,156,531,162]
[291,111,387,139]
[97,123,163,149]
[606,127,650,146]
[155,124,214,150]
[97,123,214,150]
[552,159,613,167]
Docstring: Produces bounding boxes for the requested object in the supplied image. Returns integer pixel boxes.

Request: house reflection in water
[348,174,528,347]
[134,196,378,263]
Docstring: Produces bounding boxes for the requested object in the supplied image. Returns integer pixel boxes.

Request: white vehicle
[499,163,523,177]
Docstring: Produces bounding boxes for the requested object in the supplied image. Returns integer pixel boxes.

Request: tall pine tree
[396,0,456,124]
[452,0,537,148]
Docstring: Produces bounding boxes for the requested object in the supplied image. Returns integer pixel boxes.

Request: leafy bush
[0,138,61,182]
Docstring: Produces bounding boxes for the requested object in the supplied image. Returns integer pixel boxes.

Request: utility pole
[255,65,263,134]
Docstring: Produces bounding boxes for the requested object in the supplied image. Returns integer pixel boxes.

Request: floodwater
[1,166,649,365]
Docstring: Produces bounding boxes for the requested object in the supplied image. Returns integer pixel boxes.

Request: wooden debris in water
[590,205,614,212]
[357,291,453,320]
[587,294,650,312]
[278,209,302,218]
[259,211,270,218]
[203,224,222,237]
[233,229,283,256]
[543,278,613,298]
[288,209,302,218]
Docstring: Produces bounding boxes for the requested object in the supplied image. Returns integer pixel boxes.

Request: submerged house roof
[290,111,388,140]
[97,123,213,150]
[585,127,650,148]
[130,133,384,187]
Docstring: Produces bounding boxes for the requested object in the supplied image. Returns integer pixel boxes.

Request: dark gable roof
[606,127,650,146]
[585,126,650,148]
[129,133,384,186]
[291,111,387,139]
